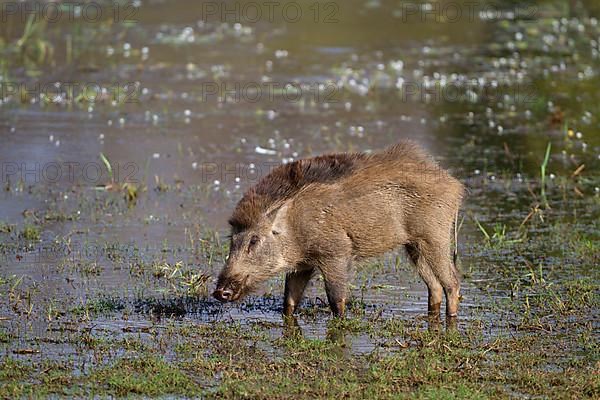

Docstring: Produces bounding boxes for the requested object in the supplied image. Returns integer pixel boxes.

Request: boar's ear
[266,202,290,236]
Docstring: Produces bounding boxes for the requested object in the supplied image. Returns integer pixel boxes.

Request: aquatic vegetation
[91,356,201,398]
[540,142,552,208]
[70,297,125,317]
[1,15,53,74]
[19,225,40,241]
[0,222,13,233]
[473,218,523,248]
[97,152,141,206]
[2,316,592,399]
[152,261,211,297]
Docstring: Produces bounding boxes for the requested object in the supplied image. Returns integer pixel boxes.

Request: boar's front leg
[325,280,347,317]
[283,266,314,317]
[320,258,350,318]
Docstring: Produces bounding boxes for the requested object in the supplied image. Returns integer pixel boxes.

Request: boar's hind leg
[412,240,460,318]
[406,243,444,318]
[438,255,461,318]
[284,267,315,317]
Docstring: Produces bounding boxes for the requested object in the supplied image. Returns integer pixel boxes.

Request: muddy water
[0,0,599,358]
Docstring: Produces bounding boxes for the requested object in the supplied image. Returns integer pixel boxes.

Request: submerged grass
[1,316,597,399]
[19,225,40,241]
[90,356,201,397]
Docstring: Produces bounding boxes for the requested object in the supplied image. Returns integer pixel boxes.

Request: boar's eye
[248,235,260,252]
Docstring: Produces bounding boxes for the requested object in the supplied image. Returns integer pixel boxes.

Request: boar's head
[213,202,294,302]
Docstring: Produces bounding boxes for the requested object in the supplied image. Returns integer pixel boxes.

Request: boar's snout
[213,287,234,302]
[213,273,248,303]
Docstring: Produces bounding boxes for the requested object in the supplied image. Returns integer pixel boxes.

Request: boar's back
[228,141,434,232]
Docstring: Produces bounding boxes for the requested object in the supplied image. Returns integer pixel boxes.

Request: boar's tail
[453,210,459,265]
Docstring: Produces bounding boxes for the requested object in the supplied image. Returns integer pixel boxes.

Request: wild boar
[213,141,464,319]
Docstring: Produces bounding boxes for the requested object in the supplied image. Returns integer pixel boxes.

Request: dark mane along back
[228,152,368,231]
[228,141,435,232]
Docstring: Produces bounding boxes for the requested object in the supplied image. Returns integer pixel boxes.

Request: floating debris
[255,146,277,155]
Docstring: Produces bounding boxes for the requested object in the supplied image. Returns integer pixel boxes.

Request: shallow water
[0,0,599,371]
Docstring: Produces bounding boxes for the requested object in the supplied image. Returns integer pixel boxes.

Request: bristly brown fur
[228,141,438,232]
[229,152,367,231]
